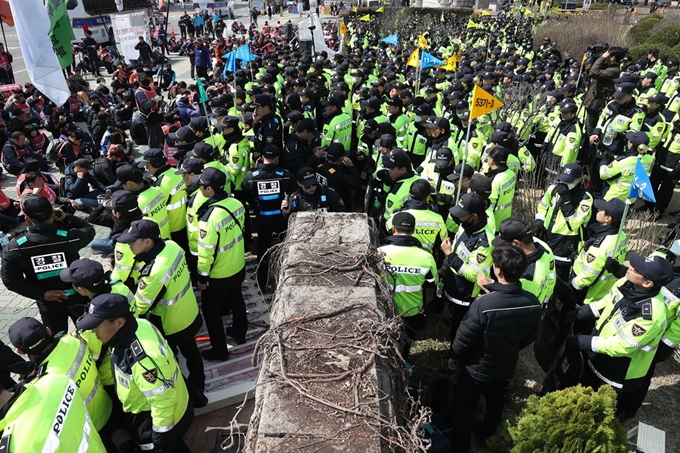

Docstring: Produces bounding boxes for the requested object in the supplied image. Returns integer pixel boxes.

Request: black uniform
[286,185,344,214]
[282,133,318,174]
[317,161,362,210]
[254,112,283,157]
[242,163,296,289]
[1,215,95,333]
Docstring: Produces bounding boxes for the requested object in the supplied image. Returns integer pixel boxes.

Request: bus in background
[67,0,153,44]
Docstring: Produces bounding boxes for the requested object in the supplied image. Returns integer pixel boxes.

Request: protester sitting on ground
[2,131,48,175]
[87,189,143,255]
[0,178,22,232]
[62,158,107,210]
[15,158,59,197]
[20,171,77,211]
[92,145,129,188]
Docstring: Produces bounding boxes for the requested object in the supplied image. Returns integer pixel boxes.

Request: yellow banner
[418,35,429,49]
[470,85,503,120]
[359,14,371,21]
[467,19,478,29]
[407,49,419,68]
[339,22,347,35]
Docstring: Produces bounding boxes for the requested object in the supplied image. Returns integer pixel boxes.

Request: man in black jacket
[449,244,541,453]
[87,190,143,255]
[282,118,323,174]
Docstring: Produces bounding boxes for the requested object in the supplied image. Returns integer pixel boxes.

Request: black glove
[562,310,578,325]
[553,183,572,204]
[565,336,580,350]
[375,168,388,182]
[603,257,622,274]
[532,219,546,238]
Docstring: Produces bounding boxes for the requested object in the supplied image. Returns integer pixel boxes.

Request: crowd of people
[0,5,677,452]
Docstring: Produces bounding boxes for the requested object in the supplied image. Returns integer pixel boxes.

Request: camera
[586,43,609,58]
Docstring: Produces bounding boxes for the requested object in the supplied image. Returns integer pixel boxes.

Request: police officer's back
[252,94,283,157]
[317,143,362,210]
[1,196,95,334]
[77,293,193,452]
[282,167,345,215]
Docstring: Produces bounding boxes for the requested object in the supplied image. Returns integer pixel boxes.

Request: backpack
[45,138,67,164]
[58,175,67,198]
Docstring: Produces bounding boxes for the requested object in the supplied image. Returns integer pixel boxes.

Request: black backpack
[45,138,67,164]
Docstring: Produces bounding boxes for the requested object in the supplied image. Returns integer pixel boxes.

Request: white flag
[9,0,69,107]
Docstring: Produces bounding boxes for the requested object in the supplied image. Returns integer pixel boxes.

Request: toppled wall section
[240,212,430,452]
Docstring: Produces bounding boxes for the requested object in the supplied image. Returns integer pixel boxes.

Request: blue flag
[235,44,255,62]
[222,51,237,78]
[421,51,445,69]
[380,34,398,45]
[629,158,656,202]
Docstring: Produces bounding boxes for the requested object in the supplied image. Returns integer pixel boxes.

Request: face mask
[414,115,422,122]
[671,240,680,256]
[567,182,577,190]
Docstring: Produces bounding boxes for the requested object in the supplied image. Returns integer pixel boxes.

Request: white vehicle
[67,0,152,44]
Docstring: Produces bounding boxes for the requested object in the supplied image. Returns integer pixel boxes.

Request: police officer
[321,96,353,153]
[0,366,107,451]
[379,211,437,344]
[194,168,248,361]
[316,142,363,210]
[140,148,189,250]
[488,218,556,305]
[647,117,680,216]
[1,196,95,334]
[117,164,171,239]
[380,151,421,231]
[542,102,582,180]
[600,131,653,202]
[440,193,495,339]
[252,94,283,157]
[485,146,516,229]
[282,167,345,214]
[177,159,206,282]
[566,254,673,421]
[117,220,207,408]
[420,148,460,216]
[219,116,252,192]
[282,117,323,175]
[8,317,114,448]
[534,164,593,281]
[570,198,628,305]
[243,145,297,290]
[135,75,164,149]
[386,179,447,253]
[77,293,193,452]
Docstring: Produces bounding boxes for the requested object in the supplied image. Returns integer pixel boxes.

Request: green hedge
[631,42,680,62]
[647,25,680,48]
[508,386,628,453]
[629,17,664,44]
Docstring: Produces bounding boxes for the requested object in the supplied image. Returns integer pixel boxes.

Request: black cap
[558,163,583,184]
[23,195,53,222]
[76,293,132,330]
[491,130,509,144]
[424,117,449,130]
[108,190,140,215]
[60,258,106,287]
[392,211,416,230]
[210,107,228,118]
[447,163,474,181]
[642,71,658,79]
[169,126,197,143]
[191,167,227,189]
[116,164,144,184]
[252,94,273,107]
[386,97,403,108]
[9,317,50,355]
[648,93,668,105]
[215,115,240,131]
[296,118,317,133]
[594,198,625,222]
[449,193,486,218]
[141,148,167,166]
[560,103,578,114]
[464,173,493,196]
[488,146,509,165]
[284,111,303,128]
[626,131,650,149]
[628,253,674,285]
[492,217,532,247]
[409,179,435,199]
[382,151,411,169]
[613,82,635,99]
[326,143,345,159]
[262,144,281,158]
[296,167,318,188]
[175,158,205,175]
[189,117,209,132]
[117,219,161,244]
[191,142,216,159]
[435,147,454,166]
[360,98,382,110]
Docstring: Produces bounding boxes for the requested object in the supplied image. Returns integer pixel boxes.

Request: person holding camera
[582,46,628,135]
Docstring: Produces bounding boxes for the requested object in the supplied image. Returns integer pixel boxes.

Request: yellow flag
[552,5,559,12]
[418,35,429,49]
[339,22,347,35]
[467,19,478,29]
[582,53,587,63]
[439,55,457,71]
[524,9,533,16]
[359,14,371,21]
[352,6,358,12]
[470,85,503,120]
[481,10,490,16]
[407,50,420,68]
[375,6,384,12]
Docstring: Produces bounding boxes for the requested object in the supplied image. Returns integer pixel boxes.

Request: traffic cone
[171,27,176,37]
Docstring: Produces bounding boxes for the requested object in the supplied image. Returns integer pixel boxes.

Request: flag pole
[456,118,473,205]
[613,198,631,254]
[415,49,422,95]
[0,19,8,50]
[576,53,586,90]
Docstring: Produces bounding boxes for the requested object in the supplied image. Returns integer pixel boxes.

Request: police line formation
[0,6,678,453]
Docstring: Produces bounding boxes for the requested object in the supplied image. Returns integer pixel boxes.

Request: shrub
[629,17,663,44]
[631,42,680,62]
[508,385,628,453]
[534,17,633,60]
[647,25,680,48]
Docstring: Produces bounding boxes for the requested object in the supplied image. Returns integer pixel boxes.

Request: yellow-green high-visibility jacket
[520,238,556,305]
[224,136,252,190]
[487,166,516,229]
[111,318,189,436]
[112,241,144,288]
[134,240,199,335]
[154,167,187,234]
[571,229,627,304]
[0,372,106,452]
[321,111,353,153]
[383,173,421,222]
[137,185,171,239]
[197,195,246,280]
[386,200,447,252]
[600,154,653,202]
[186,190,209,256]
[660,276,680,348]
